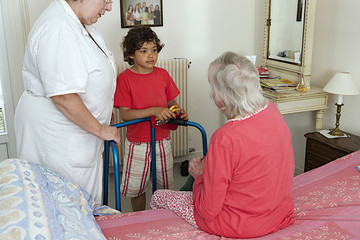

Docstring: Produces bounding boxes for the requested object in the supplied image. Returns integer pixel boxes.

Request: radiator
[113,58,189,162]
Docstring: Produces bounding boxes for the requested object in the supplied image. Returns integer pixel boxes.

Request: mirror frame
[262,0,316,88]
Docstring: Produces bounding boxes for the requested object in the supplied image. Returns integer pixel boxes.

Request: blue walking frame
[103,117,208,211]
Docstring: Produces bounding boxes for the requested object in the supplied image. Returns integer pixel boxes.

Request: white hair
[208,51,268,118]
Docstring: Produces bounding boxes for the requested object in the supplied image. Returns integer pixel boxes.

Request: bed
[96,150,360,239]
[1,150,360,239]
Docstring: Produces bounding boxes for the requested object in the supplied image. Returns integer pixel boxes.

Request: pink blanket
[96,150,360,239]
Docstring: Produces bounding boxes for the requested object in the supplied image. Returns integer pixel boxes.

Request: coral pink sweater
[193,103,294,238]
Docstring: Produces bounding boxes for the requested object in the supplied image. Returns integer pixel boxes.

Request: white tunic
[14,0,116,205]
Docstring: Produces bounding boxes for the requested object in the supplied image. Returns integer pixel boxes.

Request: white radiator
[114,58,189,160]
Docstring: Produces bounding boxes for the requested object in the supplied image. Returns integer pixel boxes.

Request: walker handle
[167,118,188,126]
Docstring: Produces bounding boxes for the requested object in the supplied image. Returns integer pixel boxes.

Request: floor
[106,160,189,213]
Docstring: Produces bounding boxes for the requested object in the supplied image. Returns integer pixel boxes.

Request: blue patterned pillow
[0,159,105,240]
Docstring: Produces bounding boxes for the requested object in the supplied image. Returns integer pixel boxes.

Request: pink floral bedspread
[96,150,360,239]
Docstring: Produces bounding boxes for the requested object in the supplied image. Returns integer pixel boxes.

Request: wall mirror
[268,0,304,64]
[262,0,316,87]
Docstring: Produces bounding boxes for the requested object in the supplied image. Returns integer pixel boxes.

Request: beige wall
[7,0,360,172]
[284,0,360,172]
[312,0,360,135]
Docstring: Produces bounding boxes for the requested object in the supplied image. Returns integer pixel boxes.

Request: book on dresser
[257,67,269,78]
[260,77,297,92]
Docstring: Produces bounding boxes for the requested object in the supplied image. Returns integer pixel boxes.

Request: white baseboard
[294,166,304,176]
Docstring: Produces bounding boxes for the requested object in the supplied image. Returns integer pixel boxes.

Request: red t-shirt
[193,103,294,238]
[114,67,180,142]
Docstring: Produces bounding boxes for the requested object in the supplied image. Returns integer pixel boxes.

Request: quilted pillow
[0,158,105,240]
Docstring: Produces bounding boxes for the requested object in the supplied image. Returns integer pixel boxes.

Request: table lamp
[323,72,359,136]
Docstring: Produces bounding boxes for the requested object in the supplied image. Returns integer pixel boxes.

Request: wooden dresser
[304,131,360,172]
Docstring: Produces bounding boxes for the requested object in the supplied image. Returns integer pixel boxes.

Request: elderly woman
[150,51,294,238]
[14,0,120,206]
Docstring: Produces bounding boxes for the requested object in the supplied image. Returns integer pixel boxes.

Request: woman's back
[193,103,294,238]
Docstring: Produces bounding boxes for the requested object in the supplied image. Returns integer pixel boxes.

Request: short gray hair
[208,51,267,118]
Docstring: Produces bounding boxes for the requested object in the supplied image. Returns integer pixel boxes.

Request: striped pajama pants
[121,136,174,197]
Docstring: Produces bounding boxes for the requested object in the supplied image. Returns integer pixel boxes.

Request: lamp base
[329,103,345,136]
[328,128,345,136]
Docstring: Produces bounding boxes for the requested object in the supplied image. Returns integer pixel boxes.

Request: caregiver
[14,0,120,206]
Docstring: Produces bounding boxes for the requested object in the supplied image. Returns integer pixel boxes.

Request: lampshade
[323,72,359,95]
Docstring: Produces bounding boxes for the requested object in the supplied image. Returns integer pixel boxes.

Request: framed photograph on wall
[120,0,163,28]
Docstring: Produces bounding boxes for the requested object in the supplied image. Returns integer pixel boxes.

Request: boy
[114,26,188,211]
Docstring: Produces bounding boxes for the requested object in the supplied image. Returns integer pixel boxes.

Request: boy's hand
[153,107,176,122]
[167,100,189,120]
[176,107,189,120]
[169,105,189,120]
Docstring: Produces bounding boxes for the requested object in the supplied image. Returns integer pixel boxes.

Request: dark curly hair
[122,26,164,65]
